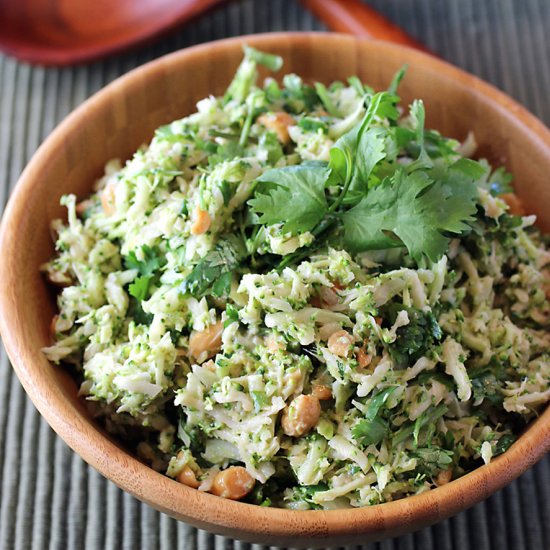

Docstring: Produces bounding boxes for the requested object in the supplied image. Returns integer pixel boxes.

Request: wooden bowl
[0,33,549,547]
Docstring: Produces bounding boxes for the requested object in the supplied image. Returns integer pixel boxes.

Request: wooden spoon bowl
[0,0,225,65]
[0,33,549,546]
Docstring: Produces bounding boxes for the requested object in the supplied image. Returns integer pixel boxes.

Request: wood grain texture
[0,0,226,65]
[0,33,549,547]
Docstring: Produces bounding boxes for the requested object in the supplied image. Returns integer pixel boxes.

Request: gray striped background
[1,0,549,548]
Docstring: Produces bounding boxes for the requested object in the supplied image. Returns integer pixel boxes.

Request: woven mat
[1,1,549,548]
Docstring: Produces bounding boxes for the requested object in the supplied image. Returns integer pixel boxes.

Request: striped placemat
[0,1,549,548]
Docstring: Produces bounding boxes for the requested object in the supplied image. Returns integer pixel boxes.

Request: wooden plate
[0,33,549,546]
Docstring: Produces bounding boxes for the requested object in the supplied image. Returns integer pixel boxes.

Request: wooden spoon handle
[300,0,431,54]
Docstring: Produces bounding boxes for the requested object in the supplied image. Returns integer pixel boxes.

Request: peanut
[281,394,321,437]
[312,384,332,400]
[190,206,211,235]
[210,466,255,500]
[327,330,353,357]
[176,465,200,489]
[435,469,453,486]
[356,347,372,369]
[257,112,295,145]
[75,199,93,217]
[188,322,223,362]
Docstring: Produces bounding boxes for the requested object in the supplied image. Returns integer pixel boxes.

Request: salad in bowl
[41,46,550,509]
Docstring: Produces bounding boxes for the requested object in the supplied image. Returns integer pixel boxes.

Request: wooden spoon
[0,0,227,66]
[300,0,432,54]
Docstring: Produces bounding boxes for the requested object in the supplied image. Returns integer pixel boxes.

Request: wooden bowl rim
[0,32,549,543]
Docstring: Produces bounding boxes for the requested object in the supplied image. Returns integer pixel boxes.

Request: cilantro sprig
[180,63,490,299]
[248,162,330,234]
[248,87,486,264]
[124,245,167,302]
[179,236,247,298]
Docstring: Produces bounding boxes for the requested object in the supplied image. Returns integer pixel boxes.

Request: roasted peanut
[176,465,201,489]
[281,394,321,437]
[356,347,372,369]
[435,469,453,486]
[210,466,255,500]
[188,322,223,361]
[327,330,353,357]
[257,112,295,145]
[101,182,116,215]
[190,206,211,235]
[500,193,526,217]
[312,384,332,401]
[319,286,339,307]
[75,199,93,217]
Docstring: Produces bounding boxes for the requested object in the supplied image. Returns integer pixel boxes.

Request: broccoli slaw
[42,47,550,508]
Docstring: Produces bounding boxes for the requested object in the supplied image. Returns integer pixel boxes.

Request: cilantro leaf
[329,92,397,205]
[352,417,388,447]
[470,359,507,407]
[224,303,239,327]
[180,236,246,297]
[211,271,233,297]
[352,386,397,447]
[258,132,283,165]
[412,447,454,469]
[298,117,328,134]
[248,163,330,233]
[127,298,153,326]
[385,305,443,367]
[342,161,479,263]
[125,245,166,309]
[350,127,387,194]
[128,276,152,301]
[124,245,166,277]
